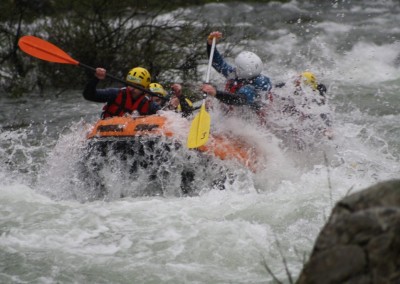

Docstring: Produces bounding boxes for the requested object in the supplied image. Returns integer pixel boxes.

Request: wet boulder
[297,179,400,284]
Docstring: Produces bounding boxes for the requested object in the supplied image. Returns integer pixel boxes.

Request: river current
[1,1,400,283]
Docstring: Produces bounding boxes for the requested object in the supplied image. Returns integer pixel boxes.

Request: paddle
[17,35,165,99]
[187,37,216,149]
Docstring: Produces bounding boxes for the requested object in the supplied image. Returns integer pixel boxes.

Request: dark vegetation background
[0,0,288,97]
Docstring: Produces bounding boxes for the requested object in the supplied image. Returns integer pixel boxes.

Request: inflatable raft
[86,114,260,172]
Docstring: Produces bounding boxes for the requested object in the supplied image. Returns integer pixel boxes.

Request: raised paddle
[17,35,165,99]
[187,37,216,149]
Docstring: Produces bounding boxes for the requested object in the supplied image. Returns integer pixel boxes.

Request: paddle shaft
[201,37,216,101]
[78,63,165,100]
[205,37,216,84]
[79,63,126,85]
[18,35,165,100]
[186,36,216,148]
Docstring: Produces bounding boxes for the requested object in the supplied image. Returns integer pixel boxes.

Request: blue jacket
[207,43,272,106]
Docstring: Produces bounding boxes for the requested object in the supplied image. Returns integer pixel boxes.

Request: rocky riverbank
[297,179,400,283]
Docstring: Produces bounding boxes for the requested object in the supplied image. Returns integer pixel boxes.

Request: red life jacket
[102,87,150,118]
[225,79,244,94]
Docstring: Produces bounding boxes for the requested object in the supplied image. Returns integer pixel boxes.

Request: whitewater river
[1,1,400,283]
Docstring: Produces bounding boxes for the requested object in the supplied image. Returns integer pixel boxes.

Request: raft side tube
[87,115,173,139]
[86,115,262,172]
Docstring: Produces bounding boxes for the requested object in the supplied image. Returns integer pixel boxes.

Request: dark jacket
[83,77,161,117]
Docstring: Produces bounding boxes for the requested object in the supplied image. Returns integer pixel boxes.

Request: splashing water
[1,1,400,283]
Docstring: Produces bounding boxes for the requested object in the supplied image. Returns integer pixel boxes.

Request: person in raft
[275,71,330,122]
[200,31,273,110]
[148,82,194,117]
[166,83,194,117]
[83,67,163,118]
[274,71,333,139]
[148,82,168,107]
[275,71,327,104]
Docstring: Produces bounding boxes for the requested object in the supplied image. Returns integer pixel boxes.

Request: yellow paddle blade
[187,103,210,148]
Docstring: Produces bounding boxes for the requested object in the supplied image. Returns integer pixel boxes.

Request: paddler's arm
[170,83,193,117]
[216,91,248,105]
[83,68,119,103]
[206,31,235,78]
[149,101,162,115]
[178,96,193,117]
[317,83,327,97]
[201,83,248,106]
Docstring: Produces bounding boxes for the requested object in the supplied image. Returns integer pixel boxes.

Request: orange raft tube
[87,115,261,172]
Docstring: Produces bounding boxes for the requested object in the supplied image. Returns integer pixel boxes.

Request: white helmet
[234,51,263,79]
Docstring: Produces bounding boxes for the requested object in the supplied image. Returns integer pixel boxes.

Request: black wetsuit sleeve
[149,101,161,114]
[178,96,193,117]
[275,82,286,88]
[215,91,247,106]
[317,84,327,97]
[83,77,119,103]
[83,77,102,102]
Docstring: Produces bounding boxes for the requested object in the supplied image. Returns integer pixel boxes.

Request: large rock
[297,179,400,284]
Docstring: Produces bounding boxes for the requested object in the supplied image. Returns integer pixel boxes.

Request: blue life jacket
[210,46,272,104]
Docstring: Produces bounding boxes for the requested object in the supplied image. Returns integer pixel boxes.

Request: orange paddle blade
[18,35,79,65]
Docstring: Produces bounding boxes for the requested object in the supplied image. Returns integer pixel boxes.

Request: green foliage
[0,0,286,97]
[1,0,216,96]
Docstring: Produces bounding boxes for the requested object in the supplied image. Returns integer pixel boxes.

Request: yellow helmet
[148,83,167,97]
[301,71,317,90]
[126,67,151,88]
